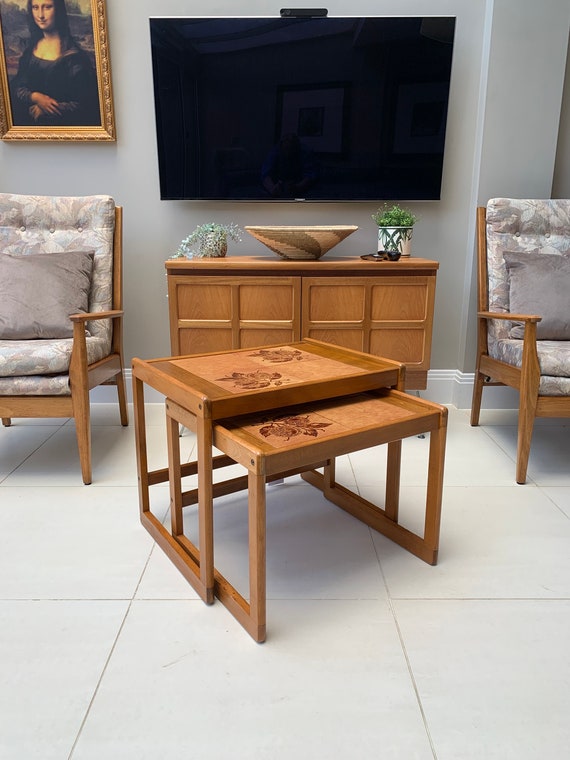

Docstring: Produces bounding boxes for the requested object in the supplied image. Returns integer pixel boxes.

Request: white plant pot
[377,226,413,257]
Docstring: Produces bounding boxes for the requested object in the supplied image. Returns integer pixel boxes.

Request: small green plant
[371,203,418,228]
[172,222,242,259]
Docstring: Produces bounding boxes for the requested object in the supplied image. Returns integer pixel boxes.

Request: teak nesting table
[132,339,447,641]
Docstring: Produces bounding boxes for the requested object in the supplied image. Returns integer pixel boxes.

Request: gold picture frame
[0,0,115,141]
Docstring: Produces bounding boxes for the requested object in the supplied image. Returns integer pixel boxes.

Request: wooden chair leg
[72,387,92,485]
[2,417,11,427]
[116,368,129,427]
[517,329,541,484]
[69,322,92,484]
[470,368,485,426]
[515,400,537,485]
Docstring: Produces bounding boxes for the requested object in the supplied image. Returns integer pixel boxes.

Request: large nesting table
[132,339,447,640]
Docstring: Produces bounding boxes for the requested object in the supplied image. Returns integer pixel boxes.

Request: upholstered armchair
[471,198,570,483]
[0,194,128,484]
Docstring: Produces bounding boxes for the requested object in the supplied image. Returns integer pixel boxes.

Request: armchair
[471,198,570,483]
[0,194,128,484]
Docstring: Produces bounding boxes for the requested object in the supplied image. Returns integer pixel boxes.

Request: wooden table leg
[166,411,184,538]
[299,411,446,565]
[133,392,213,606]
[423,409,448,564]
[196,419,215,603]
[212,471,267,643]
[385,439,402,522]
[322,457,336,497]
[132,374,150,517]
[248,471,267,643]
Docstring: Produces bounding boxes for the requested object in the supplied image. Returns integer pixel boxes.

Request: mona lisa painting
[0,0,115,140]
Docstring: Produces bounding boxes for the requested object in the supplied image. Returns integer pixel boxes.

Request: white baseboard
[92,369,165,404]
[423,370,520,410]
[91,369,521,410]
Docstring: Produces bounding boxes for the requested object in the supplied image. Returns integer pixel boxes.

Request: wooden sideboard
[165,256,438,389]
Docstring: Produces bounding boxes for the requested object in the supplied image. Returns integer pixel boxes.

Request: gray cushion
[503,250,570,340]
[0,250,94,339]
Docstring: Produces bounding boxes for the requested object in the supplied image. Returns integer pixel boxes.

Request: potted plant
[172,222,242,259]
[371,203,418,257]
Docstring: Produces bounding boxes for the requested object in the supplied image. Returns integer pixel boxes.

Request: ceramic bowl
[244,225,358,260]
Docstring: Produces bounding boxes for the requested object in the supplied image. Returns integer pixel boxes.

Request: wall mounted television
[149,16,456,202]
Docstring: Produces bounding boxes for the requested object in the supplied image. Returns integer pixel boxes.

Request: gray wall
[1,0,569,374]
[553,29,570,198]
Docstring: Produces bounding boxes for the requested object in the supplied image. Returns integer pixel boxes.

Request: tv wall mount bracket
[280,9,328,17]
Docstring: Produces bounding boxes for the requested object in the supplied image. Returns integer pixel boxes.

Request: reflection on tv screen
[150,16,456,202]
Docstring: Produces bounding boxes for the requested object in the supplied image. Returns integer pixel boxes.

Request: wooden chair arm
[69,310,125,373]
[477,310,542,323]
[69,309,124,322]
[477,310,541,355]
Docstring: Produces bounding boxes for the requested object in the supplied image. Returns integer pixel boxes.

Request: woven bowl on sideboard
[244,225,358,260]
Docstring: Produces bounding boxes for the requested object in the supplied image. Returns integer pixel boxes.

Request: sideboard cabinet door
[168,275,301,355]
[302,274,435,389]
[165,257,438,390]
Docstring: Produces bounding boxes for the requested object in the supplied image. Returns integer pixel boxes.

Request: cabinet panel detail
[370,328,425,365]
[239,283,296,321]
[168,274,301,355]
[305,329,365,352]
[179,328,234,356]
[166,258,437,390]
[371,281,428,320]
[177,283,232,320]
[308,284,366,321]
[240,329,298,348]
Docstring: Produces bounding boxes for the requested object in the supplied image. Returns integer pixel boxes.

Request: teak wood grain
[133,339,405,607]
[132,340,447,641]
[470,206,570,483]
[166,256,438,390]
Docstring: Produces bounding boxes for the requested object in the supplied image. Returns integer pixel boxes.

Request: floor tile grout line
[1,404,569,759]
[371,535,438,759]
[388,596,439,760]
[386,596,570,602]
[540,485,570,520]
[66,598,133,760]
[66,541,159,759]
[474,421,549,487]
[0,424,66,483]
[3,595,569,603]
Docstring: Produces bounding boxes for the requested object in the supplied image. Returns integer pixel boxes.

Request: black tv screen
[149,16,456,202]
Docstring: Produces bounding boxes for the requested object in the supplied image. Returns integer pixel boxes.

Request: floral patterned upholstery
[485,198,570,396]
[0,194,115,395]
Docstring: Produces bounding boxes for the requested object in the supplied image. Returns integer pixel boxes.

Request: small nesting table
[132,339,447,640]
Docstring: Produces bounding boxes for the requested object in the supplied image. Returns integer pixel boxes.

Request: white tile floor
[1,403,569,760]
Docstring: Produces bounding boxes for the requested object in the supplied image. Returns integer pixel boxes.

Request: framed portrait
[0,0,115,141]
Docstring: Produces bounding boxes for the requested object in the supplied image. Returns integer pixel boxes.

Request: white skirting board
[423,370,520,410]
[90,369,521,410]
